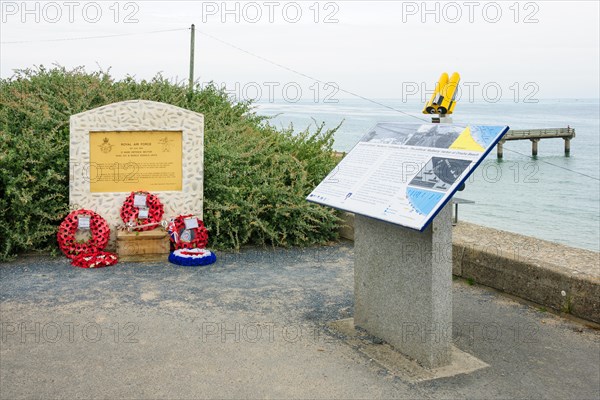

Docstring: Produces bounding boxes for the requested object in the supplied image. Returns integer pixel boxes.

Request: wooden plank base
[117,230,170,263]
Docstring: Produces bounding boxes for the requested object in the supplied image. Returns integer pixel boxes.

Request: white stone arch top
[69,100,204,240]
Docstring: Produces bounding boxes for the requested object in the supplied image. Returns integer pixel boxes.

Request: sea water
[256,99,600,252]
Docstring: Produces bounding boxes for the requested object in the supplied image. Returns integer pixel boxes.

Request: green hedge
[0,66,341,260]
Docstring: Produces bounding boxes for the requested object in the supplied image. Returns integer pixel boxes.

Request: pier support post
[497,141,504,159]
[531,139,539,156]
[564,138,571,156]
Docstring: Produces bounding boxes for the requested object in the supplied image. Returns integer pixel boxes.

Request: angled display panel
[307,123,509,231]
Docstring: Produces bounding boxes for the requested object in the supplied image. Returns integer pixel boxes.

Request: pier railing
[497,127,575,158]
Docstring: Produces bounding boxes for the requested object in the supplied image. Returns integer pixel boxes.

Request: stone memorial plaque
[89,131,183,192]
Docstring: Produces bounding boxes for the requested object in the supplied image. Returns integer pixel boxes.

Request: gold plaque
[89,131,183,192]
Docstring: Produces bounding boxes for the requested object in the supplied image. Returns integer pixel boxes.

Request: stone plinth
[354,204,453,368]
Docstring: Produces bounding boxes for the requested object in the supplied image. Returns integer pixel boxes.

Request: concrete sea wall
[339,213,600,323]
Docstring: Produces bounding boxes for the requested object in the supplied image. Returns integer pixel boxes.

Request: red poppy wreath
[57,209,110,259]
[120,191,165,231]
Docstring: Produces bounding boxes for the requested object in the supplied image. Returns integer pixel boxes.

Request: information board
[89,131,183,192]
[307,123,509,231]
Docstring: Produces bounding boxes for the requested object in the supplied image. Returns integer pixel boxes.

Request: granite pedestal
[354,204,453,368]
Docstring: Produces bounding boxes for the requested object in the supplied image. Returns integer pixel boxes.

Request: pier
[497,127,575,158]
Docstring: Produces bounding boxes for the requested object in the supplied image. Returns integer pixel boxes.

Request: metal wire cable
[0,28,188,44]
[195,28,430,124]
[3,25,597,182]
[199,30,599,182]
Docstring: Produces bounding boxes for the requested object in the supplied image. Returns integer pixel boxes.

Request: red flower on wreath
[57,209,110,259]
[120,191,164,231]
[169,214,209,250]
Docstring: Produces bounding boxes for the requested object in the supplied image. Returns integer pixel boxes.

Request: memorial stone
[69,100,204,247]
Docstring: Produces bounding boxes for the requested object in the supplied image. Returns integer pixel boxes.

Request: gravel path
[1,242,598,399]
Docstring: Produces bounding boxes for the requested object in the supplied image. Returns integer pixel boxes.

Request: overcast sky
[1,1,599,100]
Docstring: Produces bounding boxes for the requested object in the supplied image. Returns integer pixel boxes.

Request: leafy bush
[0,66,341,260]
